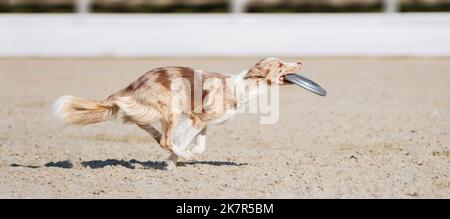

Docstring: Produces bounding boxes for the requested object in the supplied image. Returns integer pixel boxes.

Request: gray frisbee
[284,73,327,96]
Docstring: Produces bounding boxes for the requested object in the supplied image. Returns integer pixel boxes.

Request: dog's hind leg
[166,153,178,171]
[137,122,178,170]
[137,123,162,143]
[135,120,177,170]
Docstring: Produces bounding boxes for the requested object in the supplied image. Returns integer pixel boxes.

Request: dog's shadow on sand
[10,159,247,170]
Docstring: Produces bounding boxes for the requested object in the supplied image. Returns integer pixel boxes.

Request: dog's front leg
[190,127,207,154]
[170,114,203,159]
[163,114,204,170]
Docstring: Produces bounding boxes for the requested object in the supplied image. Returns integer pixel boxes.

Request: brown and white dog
[53,57,302,170]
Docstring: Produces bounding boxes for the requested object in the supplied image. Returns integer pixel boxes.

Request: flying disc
[284,73,327,96]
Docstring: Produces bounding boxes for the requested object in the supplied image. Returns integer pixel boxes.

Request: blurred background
[1,0,450,13]
[1,0,450,56]
[1,1,449,199]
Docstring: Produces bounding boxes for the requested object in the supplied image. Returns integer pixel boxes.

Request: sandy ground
[0,57,448,198]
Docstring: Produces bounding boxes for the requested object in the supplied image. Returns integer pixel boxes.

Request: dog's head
[244,57,302,85]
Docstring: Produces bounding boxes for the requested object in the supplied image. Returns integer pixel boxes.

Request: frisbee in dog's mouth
[281,73,327,96]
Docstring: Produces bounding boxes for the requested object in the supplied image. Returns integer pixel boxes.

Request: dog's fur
[53,57,302,169]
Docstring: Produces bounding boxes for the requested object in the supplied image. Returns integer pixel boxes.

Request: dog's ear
[244,58,274,79]
[244,66,269,79]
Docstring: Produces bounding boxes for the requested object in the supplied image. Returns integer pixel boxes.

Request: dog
[53,57,302,170]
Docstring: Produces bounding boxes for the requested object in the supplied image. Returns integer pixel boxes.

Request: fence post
[384,0,399,13]
[230,0,246,14]
[76,0,91,14]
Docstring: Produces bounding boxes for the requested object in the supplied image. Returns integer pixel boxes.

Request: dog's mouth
[279,75,294,85]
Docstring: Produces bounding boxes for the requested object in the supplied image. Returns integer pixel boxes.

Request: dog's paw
[165,160,177,171]
[190,145,205,154]
[172,147,194,160]
[180,151,194,160]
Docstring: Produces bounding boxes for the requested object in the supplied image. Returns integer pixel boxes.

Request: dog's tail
[52,95,119,125]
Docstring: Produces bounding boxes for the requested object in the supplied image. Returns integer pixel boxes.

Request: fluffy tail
[52,95,119,125]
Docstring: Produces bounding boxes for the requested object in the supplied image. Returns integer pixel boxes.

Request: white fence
[1,13,450,57]
[1,0,449,57]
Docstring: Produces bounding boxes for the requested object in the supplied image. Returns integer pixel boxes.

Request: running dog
[53,57,302,170]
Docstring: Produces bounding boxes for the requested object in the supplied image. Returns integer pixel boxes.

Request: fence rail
[72,0,401,14]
